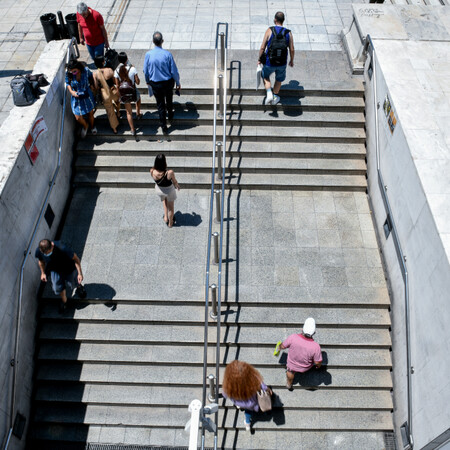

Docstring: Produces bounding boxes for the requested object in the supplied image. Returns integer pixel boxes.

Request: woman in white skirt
[150,154,180,228]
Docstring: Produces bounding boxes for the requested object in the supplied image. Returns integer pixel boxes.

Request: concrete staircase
[27,80,394,449]
[73,87,367,192]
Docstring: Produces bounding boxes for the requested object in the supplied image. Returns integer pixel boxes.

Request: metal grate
[384,432,397,450]
[86,445,215,450]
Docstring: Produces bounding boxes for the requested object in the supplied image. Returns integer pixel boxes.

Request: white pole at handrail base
[187,399,202,450]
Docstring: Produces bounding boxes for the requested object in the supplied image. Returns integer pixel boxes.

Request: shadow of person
[73,283,117,310]
[173,211,202,227]
[167,101,200,133]
[280,80,304,117]
[294,365,332,388]
[252,389,286,428]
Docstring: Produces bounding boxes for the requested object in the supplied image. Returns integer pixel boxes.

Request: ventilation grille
[86,445,214,450]
[384,432,397,450]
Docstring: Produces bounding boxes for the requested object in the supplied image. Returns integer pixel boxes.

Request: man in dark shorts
[35,239,85,311]
[279,317,322,390]
[258,11,295,105]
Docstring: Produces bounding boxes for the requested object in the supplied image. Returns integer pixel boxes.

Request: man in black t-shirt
[35,239,84,310]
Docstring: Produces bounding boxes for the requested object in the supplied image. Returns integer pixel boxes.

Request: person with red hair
[222,360,271,431]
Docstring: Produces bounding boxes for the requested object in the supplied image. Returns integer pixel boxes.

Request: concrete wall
[0,40,76,450]
[365,50,450,450]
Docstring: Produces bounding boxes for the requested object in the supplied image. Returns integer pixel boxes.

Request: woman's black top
[154,171,172,187]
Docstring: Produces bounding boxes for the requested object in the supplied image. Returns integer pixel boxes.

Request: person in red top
[76,2,109,61]
[280,317,323,390]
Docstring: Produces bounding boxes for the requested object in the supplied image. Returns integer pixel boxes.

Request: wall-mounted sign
[24,116,48,164]
[383,95,397,134]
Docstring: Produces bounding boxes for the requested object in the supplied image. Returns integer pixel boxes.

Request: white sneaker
[91,127,97,135]
[81,127,88,139]
[244,419,251,431]
[265,91,273,105]
[272,95,280,105]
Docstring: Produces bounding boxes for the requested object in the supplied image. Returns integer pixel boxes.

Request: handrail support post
[214,190,221,223]
[218,74,224,119]
[209,284,218,320]
[216,142,223,180]
[212,232,220,265]
[208,374,216,402]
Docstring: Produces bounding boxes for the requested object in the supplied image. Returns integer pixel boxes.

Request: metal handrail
[198,22,228,450]
[3,38,79,450]
[365,35,413,449]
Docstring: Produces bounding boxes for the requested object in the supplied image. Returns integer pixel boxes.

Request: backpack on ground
[267,26,290,66]
[118,67,137,104]
[10,75,36,106]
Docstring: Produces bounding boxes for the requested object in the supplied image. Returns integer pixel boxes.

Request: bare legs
[286,370,294,389]
[75,110,95,133]
[163,199,175,228]
[263,78,281,95]
[124,103,135,134]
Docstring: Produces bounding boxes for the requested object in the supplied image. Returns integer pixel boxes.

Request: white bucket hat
[303,317,316,337]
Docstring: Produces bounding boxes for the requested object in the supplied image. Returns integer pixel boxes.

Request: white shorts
[155,183,177,202]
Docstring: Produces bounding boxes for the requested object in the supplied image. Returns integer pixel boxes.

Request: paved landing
[0,0,369,127]
[58,187,386,305]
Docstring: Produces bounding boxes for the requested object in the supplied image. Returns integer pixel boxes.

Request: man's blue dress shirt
[143,46,180,85]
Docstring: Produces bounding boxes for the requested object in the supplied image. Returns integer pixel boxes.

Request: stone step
[36,340,391,369]
[34,384,393,410]
[76,139,366,159]
[73,171,367,191]
[36,363,392,389]
[40,285,390,306]
[75,155,367,175]
[31,403,393,431]
[85,124,366,143]
[28,426,388,449]
[38,322,392,349]
[134,86,364,98]
[117,93,365,112]
[96,109,365,128]
[39,303,390,327]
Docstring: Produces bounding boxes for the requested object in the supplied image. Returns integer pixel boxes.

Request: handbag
[257,389,272,412]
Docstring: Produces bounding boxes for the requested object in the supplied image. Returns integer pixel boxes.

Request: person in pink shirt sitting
[279,317,322,390]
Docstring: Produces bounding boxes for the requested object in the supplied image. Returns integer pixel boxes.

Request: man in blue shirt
[143,32,181,133]
[258,11,295,105]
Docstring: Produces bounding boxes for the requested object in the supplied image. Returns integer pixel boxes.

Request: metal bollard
[210,284,217,319]
[220,32,225,72]
[213,232,219,265]
[214,190,221,223]
[208,374,216,401]
[218,74,224,119]
[216,142,223,179]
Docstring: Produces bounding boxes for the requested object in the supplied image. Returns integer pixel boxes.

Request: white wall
[0,40,76,450]
[365,48,450,450]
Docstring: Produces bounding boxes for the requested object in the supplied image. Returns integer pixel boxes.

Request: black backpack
[105,48,119,70]
[10,75,36,106]
[267,26,290,66]
[118,67,137,104]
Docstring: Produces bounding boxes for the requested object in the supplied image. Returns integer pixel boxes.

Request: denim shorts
[50,269,77,295]
[261,64,287,82]
[86,43,105,61]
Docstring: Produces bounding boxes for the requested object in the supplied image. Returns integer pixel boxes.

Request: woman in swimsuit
[150,153,180,228]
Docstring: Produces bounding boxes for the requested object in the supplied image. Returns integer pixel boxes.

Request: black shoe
[59,301,67,314]
[162,126,169,134]
[76,284,87,299]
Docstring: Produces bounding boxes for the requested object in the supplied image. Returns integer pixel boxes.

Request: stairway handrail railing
[194,22,228,450]
[364,34,413,449]
[3,38,79,450]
